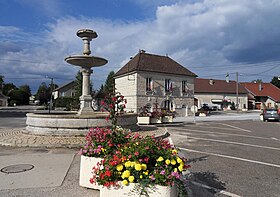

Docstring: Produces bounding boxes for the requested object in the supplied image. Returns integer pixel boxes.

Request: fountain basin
[25,112,138,136]
[65,55,108,68]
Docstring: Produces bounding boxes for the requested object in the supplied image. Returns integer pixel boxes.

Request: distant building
[53,81,76,99]
[114,51,197,116]
[194,78,248,110]
[0,91,8,107]
[241,82,280,109]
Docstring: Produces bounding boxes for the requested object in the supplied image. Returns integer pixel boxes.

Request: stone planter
[150,117,162,124]
[100,183,177,197]
[79,155,102,190]
[137,116,150,125]
[162,116,173,123]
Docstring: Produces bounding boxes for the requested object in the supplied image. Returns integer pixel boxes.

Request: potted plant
[138,105,152,125]
[150,111,163,124]
[162,110,176,123]
[93,134,190,197]
[79,126,131,189]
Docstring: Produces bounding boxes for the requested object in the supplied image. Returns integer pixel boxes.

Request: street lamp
[46,76,54,113]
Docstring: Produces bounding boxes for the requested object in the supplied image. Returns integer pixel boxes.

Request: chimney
[209,79,214,85]
[259,82,262,91]
[139,49,146,53]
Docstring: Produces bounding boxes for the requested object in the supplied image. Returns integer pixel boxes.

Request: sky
[1,0,280,93]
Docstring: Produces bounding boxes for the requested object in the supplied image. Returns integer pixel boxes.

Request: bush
[54,97,79,111]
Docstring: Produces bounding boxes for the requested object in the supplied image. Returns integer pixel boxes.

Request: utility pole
[46,76,53,114]
[236,72,239,113]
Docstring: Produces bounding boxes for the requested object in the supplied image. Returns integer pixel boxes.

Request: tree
[0,75,3,91]
[251,79,263,83]
[36,82,50,105]
[104,71,115,96]
[74,71,82,99]
[270,76,280,88]
[18,85,31,105]
[3,83,17,96]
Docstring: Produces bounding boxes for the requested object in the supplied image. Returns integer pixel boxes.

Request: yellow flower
[141,164,147,170]
[171,159,176,165]
[122,170,130,179]
[131,161,136,167]
[125,161,131,168]
[140,175,143,179]
[101,148,106,152]
[174,168,178,172]
[128,176,135,183]
[143,171,149,175]
[157,156,164,162]
[122,179,128,185]
[135,164,142,171]
[165,159,171,165]
[116,164,123,172]
[172,149,178,154]
[176,157,182,164]
[178,165,183,172]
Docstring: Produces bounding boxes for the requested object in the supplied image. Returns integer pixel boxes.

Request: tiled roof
[114,52,197,77]
[53,81,75,91]
[240,82,280,102]
[195,78,248,94]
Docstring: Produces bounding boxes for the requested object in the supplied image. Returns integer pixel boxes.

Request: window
[146,78,153,92]
[61,92,65,97]
[182,80,187,93]
[165,79,172,92]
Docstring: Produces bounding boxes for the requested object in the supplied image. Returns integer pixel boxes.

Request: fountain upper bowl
[65,55,108,68]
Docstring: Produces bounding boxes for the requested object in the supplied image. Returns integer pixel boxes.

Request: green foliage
[6,84,31,105]
[74,71,82,98]
[54,97,79,111]
[3,83,17,96]
[104,71,115,95]
[36,82,50,105]
[271,76,280,88]
[0,75,4,90]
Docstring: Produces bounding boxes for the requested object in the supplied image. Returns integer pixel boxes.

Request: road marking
[185,136,280,151]
[271,137,280,141]
[180,147,280,168]
[175,128,273,141]
[190,181,242,197]
[218,123,252,132]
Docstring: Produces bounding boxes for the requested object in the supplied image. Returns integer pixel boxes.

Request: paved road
[168,120,280,197]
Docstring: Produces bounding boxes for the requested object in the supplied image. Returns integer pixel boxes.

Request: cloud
[1,0,280,93]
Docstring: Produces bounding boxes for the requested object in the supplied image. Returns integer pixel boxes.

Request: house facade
[114,51,197,117]
[195,78,248,110]
[241,82,280,110]
[53,81,76,100]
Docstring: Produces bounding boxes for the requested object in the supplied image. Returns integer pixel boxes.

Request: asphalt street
[168,120,280,197]
[1,106,279,196]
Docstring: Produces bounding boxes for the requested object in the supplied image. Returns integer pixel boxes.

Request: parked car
[263,108,280,122]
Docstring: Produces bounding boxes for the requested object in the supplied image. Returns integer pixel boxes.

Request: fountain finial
[76,29,97,55]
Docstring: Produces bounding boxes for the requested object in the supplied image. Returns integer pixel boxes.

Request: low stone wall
[25,112,138,136]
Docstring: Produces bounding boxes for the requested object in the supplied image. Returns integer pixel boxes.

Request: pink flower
[160,170,166,175]
[134,152,139,156]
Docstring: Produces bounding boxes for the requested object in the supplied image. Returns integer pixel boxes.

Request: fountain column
[65,29,108,116]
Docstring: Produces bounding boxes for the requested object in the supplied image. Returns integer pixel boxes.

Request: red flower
[105,170,112,177]
[134,151,139,156]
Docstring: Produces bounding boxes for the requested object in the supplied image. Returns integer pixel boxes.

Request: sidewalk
[0,125,168,197]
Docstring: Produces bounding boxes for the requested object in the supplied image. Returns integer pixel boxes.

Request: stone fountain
[25,29,137,136]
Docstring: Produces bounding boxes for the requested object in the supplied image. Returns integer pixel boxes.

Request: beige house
[53,81,76,100]
[194,78,248,110]
[114,51,197,116]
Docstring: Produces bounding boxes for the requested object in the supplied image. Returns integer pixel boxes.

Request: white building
[194,78,248,110]
[114,51,197,116]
